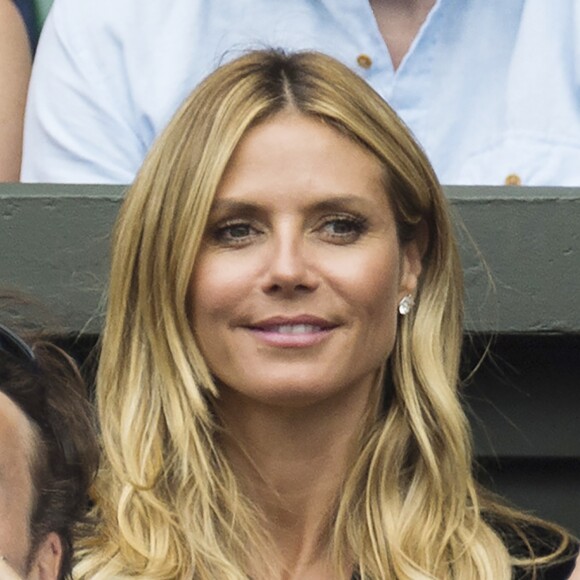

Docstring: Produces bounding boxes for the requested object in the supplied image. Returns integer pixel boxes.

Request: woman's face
[190,112,421,409]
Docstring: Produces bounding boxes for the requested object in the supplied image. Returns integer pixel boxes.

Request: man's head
[0,390,61,578]
[0,325,98,579]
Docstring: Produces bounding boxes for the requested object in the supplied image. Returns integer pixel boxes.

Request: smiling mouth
[243,318,338,347]
[258,324,326,334]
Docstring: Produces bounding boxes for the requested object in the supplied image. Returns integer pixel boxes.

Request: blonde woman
[76,50,579,579]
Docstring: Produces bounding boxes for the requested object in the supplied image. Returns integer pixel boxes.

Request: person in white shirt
[22,0,580,186]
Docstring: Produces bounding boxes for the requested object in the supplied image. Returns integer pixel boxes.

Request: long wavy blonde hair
[75,50,572,579]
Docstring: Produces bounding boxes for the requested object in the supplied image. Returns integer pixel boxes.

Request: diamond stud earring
[398,294,415,316]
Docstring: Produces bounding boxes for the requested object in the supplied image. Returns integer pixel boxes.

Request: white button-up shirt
[22,0,580,186]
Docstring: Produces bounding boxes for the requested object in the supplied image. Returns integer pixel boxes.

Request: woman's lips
[243,316,338,348]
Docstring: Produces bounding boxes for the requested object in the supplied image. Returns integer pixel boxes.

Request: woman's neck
[369,0,437,70]
[218,382,376,578]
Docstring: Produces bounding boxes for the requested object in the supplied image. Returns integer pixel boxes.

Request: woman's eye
[213,222,259,245]
[320,216,367,242]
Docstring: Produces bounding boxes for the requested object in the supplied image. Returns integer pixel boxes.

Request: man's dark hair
[0,333,99,579]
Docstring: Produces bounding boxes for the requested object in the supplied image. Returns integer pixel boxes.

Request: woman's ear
[28,532,62,580]
[399,220,427,298]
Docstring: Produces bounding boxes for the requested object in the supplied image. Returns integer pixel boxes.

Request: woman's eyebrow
[208,199,263,217]
[309,194,377,212]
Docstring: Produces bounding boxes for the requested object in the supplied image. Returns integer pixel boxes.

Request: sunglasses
[0,323,35,363]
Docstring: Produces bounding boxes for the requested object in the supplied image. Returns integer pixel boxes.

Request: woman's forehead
[214,113,388,207]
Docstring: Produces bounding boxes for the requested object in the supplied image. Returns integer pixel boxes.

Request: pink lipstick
[244,315,338,348]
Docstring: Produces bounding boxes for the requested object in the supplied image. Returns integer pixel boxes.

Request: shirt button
[356,54,373,69]
[505,173,522,186]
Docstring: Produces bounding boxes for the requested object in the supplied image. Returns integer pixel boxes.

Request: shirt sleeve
[21,0,143,184]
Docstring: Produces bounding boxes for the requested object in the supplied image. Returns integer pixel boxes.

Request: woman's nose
[261,235,319,296]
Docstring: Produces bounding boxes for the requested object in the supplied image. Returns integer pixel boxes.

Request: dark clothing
[512,535,579,579]
[514,556,577,579]
[351,533,579,579]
